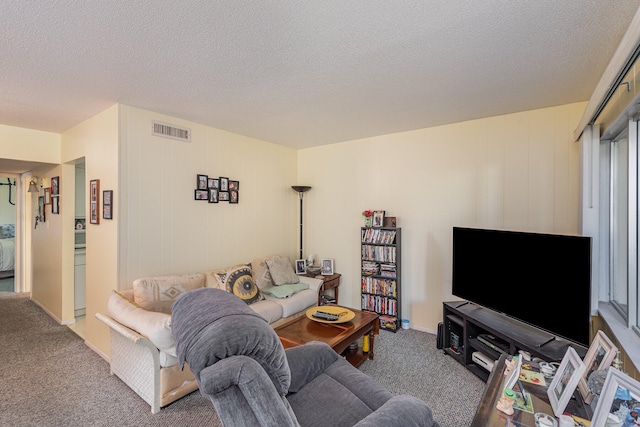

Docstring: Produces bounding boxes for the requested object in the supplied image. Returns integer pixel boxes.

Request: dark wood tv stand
[443,301,587,381]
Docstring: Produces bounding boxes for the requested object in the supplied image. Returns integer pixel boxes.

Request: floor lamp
[291,186,311,259]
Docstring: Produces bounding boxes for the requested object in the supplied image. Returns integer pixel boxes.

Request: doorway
[0,176,17,292]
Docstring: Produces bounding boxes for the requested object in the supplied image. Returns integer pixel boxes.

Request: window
[609,133,629,319]
[600,120,639,333]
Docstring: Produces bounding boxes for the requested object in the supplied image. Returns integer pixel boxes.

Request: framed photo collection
[195,174,239,204]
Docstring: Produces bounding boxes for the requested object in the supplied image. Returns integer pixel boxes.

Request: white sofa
[96,255,323,413]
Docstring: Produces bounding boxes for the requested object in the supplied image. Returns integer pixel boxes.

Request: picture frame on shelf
[219,177,229,191]
[208,188,219,203]
[219,191,230,202]
[591,368,640,426]
[383,216,396,227]
[44,187,51,204]
[51,176,60,195]
[373,210,385,227]
[197,174,208,190]
[321,259,334,275]
[295,259,306,275]
[578,330,618,404]
[546,347,586,417]
[103,190,113,220]
[52,196,59,214]
[90,179,100,224]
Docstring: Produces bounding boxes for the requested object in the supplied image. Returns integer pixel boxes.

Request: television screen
[452,227,592,346]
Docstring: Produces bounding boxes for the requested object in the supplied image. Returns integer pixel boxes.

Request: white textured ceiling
[1,1,639,149]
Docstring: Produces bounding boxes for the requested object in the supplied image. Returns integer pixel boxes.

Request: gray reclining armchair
[172,288,439,427]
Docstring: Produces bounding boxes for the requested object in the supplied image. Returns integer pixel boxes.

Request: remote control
[312,311,339,321]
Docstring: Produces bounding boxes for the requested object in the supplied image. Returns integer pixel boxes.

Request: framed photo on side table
[578,330,618,404]
[591,368,640,426]
[546,347,586,417]
[295,259,306,274]
[321,259,334,275]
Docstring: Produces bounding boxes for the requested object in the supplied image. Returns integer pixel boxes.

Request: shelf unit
[443,301,587,382]
[361,227,401,332]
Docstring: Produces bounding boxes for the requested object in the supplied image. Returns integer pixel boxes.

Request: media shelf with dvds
[361,227,401,332]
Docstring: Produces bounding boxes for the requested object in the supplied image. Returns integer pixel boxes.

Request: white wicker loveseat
[96,255,323,413]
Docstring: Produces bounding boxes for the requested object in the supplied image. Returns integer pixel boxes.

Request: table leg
[368,331,375,360]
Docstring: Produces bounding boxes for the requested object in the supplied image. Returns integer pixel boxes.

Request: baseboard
[30,297,64,324]
[85,340,110,363]
[410,325,437,335]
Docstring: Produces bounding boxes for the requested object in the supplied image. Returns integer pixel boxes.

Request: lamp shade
[291,186,311,193]
[28,180,39,193]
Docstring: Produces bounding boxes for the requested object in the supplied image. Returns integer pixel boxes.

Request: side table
[307,273,341,305]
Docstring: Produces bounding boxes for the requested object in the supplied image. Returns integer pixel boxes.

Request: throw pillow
[133,273,206,313]
[262,282,309,299]
[250,255,277,289]
[266,256,300,285]
[215,264,264,305]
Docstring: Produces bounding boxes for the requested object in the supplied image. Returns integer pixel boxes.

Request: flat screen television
[452,227,592,346]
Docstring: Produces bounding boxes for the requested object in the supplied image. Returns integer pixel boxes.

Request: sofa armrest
[353,395,438,427]
[296,276,323,293]
[96,312,146,343]
[200,356,299,427]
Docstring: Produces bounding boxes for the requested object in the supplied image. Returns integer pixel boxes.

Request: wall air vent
[151,121,191,142]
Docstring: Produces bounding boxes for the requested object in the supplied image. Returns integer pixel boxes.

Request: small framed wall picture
[219,177,229,191]
[208,188,219,203]
[90,179,100,224]
[51,176,60,195]
[103,190,113,220]
[44,187,51,204]
[219,191,230,202]
[229,180,239,191]
[197,174,208,190]
[295,259,306,275]
[230,190,238,204]
[195,189,208,200]
[209,178,219,189]
[373,210,385,227]
[321,259,334,275]
[52,196,59,214]
[38,196,45,222]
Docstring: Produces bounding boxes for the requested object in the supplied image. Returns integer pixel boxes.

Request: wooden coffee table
[275,307,379,367]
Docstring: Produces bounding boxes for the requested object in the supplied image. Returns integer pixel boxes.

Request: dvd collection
[361,276,397,297]
[361,228,397,245]
[361,294,397,316]
[361,245,397,263]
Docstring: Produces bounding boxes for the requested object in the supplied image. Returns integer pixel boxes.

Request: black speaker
[436,322,444,349]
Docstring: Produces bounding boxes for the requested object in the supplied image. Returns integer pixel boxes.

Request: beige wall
[61,105,119,355]
[298,102,586,333]
[0,124,60,163]
[117,105,299,289]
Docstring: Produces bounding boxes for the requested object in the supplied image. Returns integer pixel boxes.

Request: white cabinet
[74,250,86,317]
